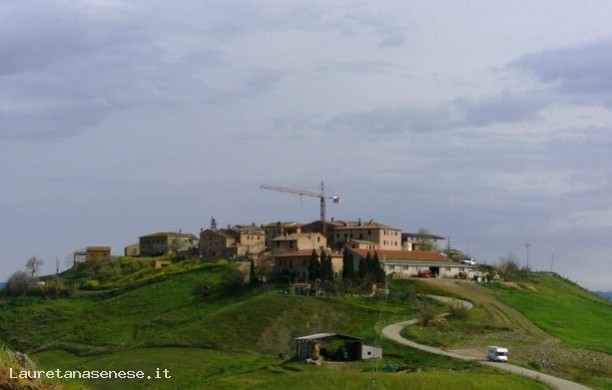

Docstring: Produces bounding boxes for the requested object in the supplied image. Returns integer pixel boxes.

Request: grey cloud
[454,90,549,127]
[183,48,228,67]
[323,105,457,134]
[322,90,548,135]
[197,67,284,107]
[510,40,612,104]
[0,2,247,142]
[317,60,393,74]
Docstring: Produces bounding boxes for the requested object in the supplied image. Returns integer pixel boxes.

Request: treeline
[306,249,385,288]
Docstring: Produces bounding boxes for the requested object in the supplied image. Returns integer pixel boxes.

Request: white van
[486,346,508,362]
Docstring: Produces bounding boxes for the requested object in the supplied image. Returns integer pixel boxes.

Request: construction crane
[260,181,341,235]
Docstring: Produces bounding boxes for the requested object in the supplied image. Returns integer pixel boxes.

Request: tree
[308,250,320,282]
[249,258,257,285]
[498,251,520,277]
[319,251,333,282]
[6,271,32,296]
[358,252,373,283]
[415,228,437,251]
[371,251,386,284]
[25,256,43,278]
[341,249,355,281]
[221,269,245,293]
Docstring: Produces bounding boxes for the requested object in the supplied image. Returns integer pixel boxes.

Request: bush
[419,305,437,327]
[5,271,32,296]
[221,269,246,293]
[448,300,469,319]
[37,278,75,298]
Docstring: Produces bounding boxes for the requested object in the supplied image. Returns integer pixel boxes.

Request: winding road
[381,295,593,390]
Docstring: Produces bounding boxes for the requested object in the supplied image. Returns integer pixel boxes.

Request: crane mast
[260,181,341,236]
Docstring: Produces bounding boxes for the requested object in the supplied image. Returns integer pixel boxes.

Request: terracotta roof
[261,221,303,228]
[274,249,342,258]
[348,239,378,245]
[402,232,446,240]
[202,229,236,239]
[86,246,111,251]
[334,219,400,231]
[271,232,325,241]
[140,231,198,239]
[350,249,449,262]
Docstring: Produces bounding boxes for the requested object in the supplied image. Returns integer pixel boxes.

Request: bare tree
[497,251,520,276]
[415,228,437,251]
[26,256,44,278]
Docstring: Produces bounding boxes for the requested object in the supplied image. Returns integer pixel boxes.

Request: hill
[596,291,612,300]
[0,258,609,389]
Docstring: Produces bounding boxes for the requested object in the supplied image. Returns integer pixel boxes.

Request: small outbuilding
[294,333,382,361]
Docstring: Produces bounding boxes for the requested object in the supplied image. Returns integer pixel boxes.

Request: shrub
[5,271,32,296]
[37,278,74,298]
[221,269,246,293]
[419,305,437,327]
[448,300,469,319]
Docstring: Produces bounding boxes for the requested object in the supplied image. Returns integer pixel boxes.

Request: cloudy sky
[2,1,612,291]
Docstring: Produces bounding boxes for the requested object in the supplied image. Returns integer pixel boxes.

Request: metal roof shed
[294,333,381,361]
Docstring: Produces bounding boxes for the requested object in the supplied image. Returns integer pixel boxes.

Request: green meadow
[0,259,609,389]
[489,274,612,354]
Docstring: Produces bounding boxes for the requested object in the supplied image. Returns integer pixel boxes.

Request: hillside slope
[0,260,608,389]
[402,276,611,389]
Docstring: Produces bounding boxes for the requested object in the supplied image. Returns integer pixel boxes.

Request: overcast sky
[2,1,612,291]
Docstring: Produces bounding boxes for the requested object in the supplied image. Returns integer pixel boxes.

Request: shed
[294,333,382,361]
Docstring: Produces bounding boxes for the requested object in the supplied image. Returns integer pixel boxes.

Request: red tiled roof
[350,249,448,261]
[274,249,342,258]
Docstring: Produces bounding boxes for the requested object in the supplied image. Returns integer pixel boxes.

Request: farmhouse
[85,246,111,262]
[294,333,382,361]
[139,231,198,257]
[349,249,477,279]
[274,249,343,281]
[199,225,265,260]
[401,232,446,251]
[261,221,303,248]
[330,219,402,251]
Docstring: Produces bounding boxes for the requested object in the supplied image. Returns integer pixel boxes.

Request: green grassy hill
[0,258,609,389]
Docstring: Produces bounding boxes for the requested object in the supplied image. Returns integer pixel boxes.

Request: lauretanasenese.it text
[9,367,171,380]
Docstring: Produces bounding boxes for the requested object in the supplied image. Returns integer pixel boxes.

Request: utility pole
[550,253,554,273]
[525,242,531,272]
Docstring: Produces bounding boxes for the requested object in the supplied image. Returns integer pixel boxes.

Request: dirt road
[381,295,593,390]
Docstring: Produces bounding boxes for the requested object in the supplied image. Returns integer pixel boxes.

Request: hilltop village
[80,218,479,283]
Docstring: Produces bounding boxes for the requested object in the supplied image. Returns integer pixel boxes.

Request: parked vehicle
[486,346,508,362]
[418,269,433,278]
[462,258,477,266]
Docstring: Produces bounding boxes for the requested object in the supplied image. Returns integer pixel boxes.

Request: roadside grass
[486,273,612,354]
[33,347,551,390]
[1,346,86,390]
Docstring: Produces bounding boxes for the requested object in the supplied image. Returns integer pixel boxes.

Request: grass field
[1,260,608,390]
[488,274,612,354]
[33,348,551,390]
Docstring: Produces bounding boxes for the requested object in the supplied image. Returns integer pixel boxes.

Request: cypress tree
[249,258,257,285]
[320,250,333,281]
[372,251,386,283]
[342,249,355,280]
[308,249,320,281]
